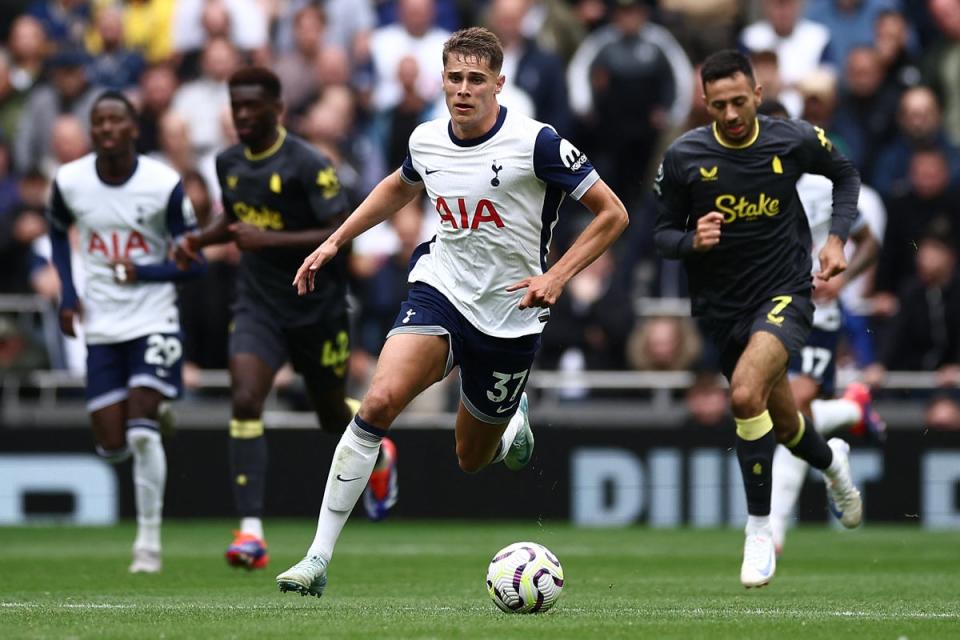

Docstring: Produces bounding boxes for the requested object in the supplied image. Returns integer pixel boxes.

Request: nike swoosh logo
[336,474,361,482]
[424,169,440,174]
[759,548,774,577]
[495,403,518,414]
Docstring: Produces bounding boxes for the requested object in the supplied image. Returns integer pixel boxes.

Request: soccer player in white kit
[277,27,629,597]
[759,101,884,554]
[47,91,204,573]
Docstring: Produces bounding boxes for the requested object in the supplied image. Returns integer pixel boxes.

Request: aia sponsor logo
[436,197,504,230]
[87,231,149,258]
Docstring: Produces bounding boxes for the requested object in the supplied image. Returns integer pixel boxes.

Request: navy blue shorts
[86,332,184,412]
[388,282,540,423]
[704,293,814,380]
[788,326,840,397]
[229,303,350,385]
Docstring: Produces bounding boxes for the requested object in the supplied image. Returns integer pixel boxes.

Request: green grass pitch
[2,521,958,639]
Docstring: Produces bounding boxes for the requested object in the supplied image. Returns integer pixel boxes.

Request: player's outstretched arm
[507,178,628,310]
[293,169,422,294]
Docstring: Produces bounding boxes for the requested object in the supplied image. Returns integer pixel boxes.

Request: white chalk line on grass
[2,602,958,620]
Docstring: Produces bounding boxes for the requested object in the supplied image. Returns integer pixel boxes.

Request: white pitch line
[2,602,957,620]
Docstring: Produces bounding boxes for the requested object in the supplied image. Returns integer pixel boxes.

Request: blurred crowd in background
[1,0,960,427]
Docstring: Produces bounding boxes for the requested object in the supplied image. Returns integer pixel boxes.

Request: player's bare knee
[231,388,265,420]
[359,386,402,426]
[730,383,764,417]
[456,449,486,474]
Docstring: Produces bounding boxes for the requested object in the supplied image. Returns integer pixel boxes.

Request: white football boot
[276,555,328,598]
[740,524,776,588]
[503,393,534,471]
[129,547,162,574]
[824,438,863,528]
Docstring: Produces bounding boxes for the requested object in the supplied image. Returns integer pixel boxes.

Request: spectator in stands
[85,6,145,91]
[45,114,89,178]
[0,140,43,294]
[0,314,49,372]
[0,51,28,146]
[26,0,91,50]
[807,0,917,70]
[0,201,47,294]
[6,15,48,93]
[627,315,702,372]
[925,395,960,429]
[870,218,960,380]
[487,0,573,135]
[302,85,385,202]
[273,4,327,114]
[154,110,197,176]
[872,86,960,194]
[171,37,238,158]
[173,0,268,77]
[831,46,902,174]
[114,0,176,65]
[682,370,733,431]
[750,50,802,118]
[874,147,960,303]
[271,0,375,67]
[14,48,99,174]
[369,0,451,112]
[567,0,692,212]
[0,139,17,216]
[285,46,355,125]
[923,0,960,145]
[0,140,46,295]
[740,0,831,117]
[658,0,741,63]
[538,249,634,373]
[375,56,432,170]
[874,9,922,89]
[135,64,178,155]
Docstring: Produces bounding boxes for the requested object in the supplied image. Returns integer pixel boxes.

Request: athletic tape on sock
[230,419,264,439]
[735,411,774,441]
[785,413,806,448]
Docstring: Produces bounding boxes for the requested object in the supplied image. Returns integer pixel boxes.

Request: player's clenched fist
[173,233,201,270]
[693,211,724,251]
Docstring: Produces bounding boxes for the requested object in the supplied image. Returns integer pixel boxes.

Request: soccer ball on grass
[486,541,564,613]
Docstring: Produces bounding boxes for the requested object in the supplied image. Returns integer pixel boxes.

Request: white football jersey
[400,107,599,338]
[49,154,196,344]
[796,174,868,331]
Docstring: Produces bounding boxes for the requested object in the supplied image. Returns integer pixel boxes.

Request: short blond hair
[442,27,503,73]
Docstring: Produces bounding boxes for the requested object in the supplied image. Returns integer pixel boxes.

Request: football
[486,541,565,613]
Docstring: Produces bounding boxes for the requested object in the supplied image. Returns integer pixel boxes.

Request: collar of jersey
[244,127,287,161]
[447,106,507,147]
[712,119,760,149]
[96,156,139,186]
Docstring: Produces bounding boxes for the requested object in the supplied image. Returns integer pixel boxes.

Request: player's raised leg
[729,332,785,588]
[277,332,448,596]
[225,352,275,569]
[769,376,862,529]
[126,386,169,574]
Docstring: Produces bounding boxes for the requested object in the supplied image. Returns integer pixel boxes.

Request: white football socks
[127,421,166,552]
[306,419,383,561]
[770,444,809,544]
[240,517,264,540]
[811,398,862,436]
